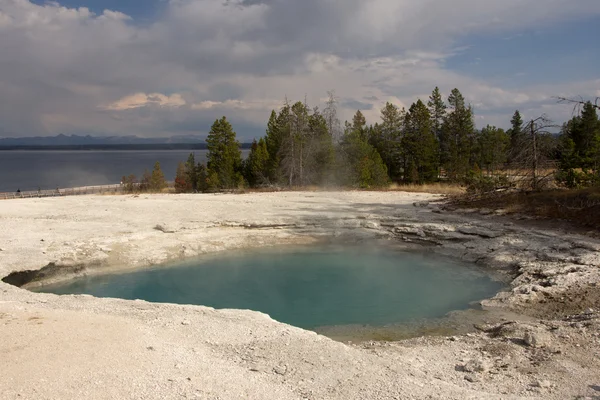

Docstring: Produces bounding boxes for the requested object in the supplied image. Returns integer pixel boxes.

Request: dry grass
[453,187,600,231]
[386,182,466,195]
[93,182,463,196]
[235,183,465,195]
[501,167,557,177]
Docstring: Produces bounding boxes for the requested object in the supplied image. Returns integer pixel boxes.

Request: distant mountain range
[0,134,206,146]
[0,134,252,150]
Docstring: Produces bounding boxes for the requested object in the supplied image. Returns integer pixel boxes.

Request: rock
[524,329,552,348]
[457,226,502,239]
[362,221,380,230]
[181,320,191,326]
[572,241,600,252]
[413,202,430,208]
[460,358,490,373]
[394,226,426,238]
[464,374,481,383]
[533,380,552,389]
[515,285,545,295]
[154,224,175,233]
[273,365,287,375]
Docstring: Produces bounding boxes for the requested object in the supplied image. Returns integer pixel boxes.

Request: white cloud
[0,0,599,139]
[105,93,186,110]
[191,99,281,111]
[100,9,132,21]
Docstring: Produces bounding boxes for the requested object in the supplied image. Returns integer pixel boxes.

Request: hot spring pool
[33,245,504,330]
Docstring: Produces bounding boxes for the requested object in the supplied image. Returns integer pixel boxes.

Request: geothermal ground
[0,191,599,399]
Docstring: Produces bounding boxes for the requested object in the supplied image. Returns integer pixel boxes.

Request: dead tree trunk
[531,120,538,190]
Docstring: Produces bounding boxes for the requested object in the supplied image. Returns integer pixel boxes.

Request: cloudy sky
[1,0,599,141]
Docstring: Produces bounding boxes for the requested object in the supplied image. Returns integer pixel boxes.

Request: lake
[0,150,249,192]
[33,245,504,330]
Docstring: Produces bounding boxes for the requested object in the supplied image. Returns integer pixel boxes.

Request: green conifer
[150,161,167,192]
[441,88,475,181]
[206,116,243,190]
[402,99,438,183]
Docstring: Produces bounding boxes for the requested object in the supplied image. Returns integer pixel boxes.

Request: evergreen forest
[127,88,600,194]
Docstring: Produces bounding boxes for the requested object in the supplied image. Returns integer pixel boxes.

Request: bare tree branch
[508,115,558,190]
[553,96,600,115]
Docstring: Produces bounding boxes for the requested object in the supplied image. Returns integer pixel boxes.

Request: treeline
[556,101,600,188]
[127,88,600,193]
[121,161,168,193]
[173,96,390,192]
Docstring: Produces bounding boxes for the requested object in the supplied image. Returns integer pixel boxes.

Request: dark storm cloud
[341,99,374,111]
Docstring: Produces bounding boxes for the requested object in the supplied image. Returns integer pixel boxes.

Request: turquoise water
[34,246,504,329]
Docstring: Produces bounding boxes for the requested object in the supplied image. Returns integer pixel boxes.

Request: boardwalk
[0,184,125,200]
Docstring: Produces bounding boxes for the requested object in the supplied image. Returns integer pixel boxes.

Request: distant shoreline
[0,143,253,151]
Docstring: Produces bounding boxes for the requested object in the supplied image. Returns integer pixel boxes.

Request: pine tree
[265,110,283,184]
[196,163,208,192]
[244,138,270,187]
[269,103,294,185]
[308,107,335,184]
[174,162,190,193]
[556,102,600,187]
[150,161,167,192]
[441,88,475,181]
[185,153,198,192]
[206,170,220,192]
[557,123,580,188]
[572,102,600,169]
[477,125,509,175]
[428,87,447,167]
[352,109,367,129]
[206,116,243,189]
[294,101,310,186]
[279,101,311,186]
[263,99,338,187]
[508,110,524,162]
[428,88,446,140]
[339,113,389,188]
[351,110,367,141]
[369,102,404,181]
[402,99,438,183]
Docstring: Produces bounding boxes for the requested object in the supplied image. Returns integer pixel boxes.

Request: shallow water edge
[23,240,511,342]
